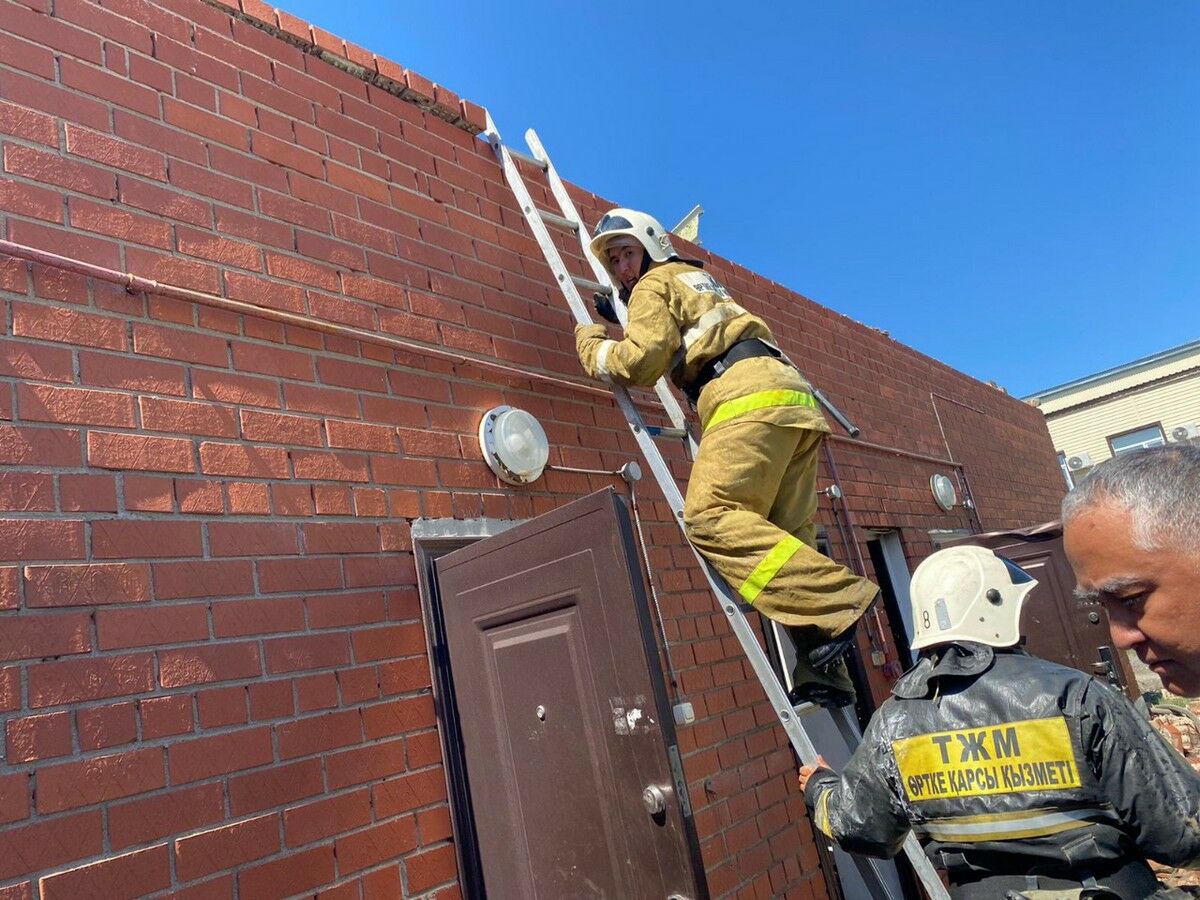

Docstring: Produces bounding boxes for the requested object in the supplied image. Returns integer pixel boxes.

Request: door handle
[642,784,667,816]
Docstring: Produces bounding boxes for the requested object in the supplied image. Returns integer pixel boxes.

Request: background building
[1027,339,1200,695]
[1026,339,1200,489]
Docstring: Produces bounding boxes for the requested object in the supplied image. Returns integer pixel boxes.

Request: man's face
[1064,500,1200,696]
[606,241,645,292]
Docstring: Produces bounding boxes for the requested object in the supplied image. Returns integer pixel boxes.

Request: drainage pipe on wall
[825,432,984,533]
[821,440,892,660]
[0,239,614,401]
[1,239,987,532]
[929,392,987,533]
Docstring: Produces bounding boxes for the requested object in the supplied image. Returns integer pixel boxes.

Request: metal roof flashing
[1024,338,1200,410]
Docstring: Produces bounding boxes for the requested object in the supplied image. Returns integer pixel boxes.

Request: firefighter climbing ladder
[484,113,951,900]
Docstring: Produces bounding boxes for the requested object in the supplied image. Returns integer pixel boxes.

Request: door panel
[868,532,918,667]
[954,525,1138,697]
[1001,543,1084,670]
[436,488,701,899]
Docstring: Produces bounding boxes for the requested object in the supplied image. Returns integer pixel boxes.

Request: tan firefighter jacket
[575,261,828,433]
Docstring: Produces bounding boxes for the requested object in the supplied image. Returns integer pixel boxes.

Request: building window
[1107,424,1166,456]
[1057,452,1075,490]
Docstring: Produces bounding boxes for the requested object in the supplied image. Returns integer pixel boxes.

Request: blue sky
[280,1,1199,397]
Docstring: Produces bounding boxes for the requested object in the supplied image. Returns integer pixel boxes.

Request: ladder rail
[484,114,693,454]
[524,128,696,447]
[612,388,924,899]
[486,114,949,900]
[524,129,619,304]
[484,113,591,323]
[529,124,861,443]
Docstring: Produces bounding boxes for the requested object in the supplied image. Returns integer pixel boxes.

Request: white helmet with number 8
[909,545,1038,650]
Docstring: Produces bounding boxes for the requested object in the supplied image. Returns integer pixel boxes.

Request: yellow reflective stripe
[705,389,818,431]
[922,805,1113,826]
[814,789,833,837]
[681,303,747,349]
[915,807,1117,843]
[595,339,618,381]
[739,535,802,603]
[919,818,1085,843]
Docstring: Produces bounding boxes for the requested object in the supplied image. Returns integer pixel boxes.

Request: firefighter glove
[593,291,621,325]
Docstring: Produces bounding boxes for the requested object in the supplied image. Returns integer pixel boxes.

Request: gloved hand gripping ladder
[485,112,950,900]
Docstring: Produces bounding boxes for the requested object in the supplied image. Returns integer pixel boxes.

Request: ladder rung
[490,111,945,900]
[508,146,548,171]
[536,208,580,233]
[570,274,609,294]
[792,701,825,718]
[646,426,688,440]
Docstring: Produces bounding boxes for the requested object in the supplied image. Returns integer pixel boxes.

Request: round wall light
[930,473,958,512]
[479,406,550,486]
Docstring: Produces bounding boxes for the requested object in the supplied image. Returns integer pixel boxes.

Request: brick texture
[0,1,1065,897]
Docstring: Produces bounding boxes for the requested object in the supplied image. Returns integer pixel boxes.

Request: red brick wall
[0,1,1066,897]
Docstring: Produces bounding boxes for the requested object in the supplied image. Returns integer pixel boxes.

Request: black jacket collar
[892,642,1007,699]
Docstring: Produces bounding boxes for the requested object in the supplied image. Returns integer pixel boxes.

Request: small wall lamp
[930,473,958,512]
[479,406,550,486]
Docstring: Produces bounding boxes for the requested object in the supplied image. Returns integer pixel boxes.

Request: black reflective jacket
[805,644,1200,894]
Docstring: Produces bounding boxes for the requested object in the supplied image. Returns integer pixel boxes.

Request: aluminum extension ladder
[484,113,949,900]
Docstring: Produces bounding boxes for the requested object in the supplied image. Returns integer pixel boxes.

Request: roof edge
[1040,363,1200,420]
[1024,337,1200,404]
[200,0,488,135]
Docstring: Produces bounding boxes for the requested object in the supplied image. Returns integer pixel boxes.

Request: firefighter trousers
[682,417,878,688]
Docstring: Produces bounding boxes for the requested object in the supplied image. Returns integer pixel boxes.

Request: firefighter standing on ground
[798,545,1200,899]
[574,208,878,707]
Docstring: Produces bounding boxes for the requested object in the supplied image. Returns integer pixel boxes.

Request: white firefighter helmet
[909,545,1037,650]
[589,208,677,279]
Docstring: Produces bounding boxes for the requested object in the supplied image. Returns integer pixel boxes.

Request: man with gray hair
[1062,444,1200,698]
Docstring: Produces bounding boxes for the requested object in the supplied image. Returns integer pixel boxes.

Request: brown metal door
[956,525,1138,697]
[436,488,702,899]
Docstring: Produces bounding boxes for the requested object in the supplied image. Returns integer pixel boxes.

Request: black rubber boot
[808,623,858,671]
[788,682,855,710]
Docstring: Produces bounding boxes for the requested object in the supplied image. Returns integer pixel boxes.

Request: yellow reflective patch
[739,535,802,603]
[921,817,1090,843]
[892,717,1081,802]
[705,389,818,430]
[815,790,833,838]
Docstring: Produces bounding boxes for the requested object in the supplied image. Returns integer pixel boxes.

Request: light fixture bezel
[479,405,549,486]
[930,473,958,512]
